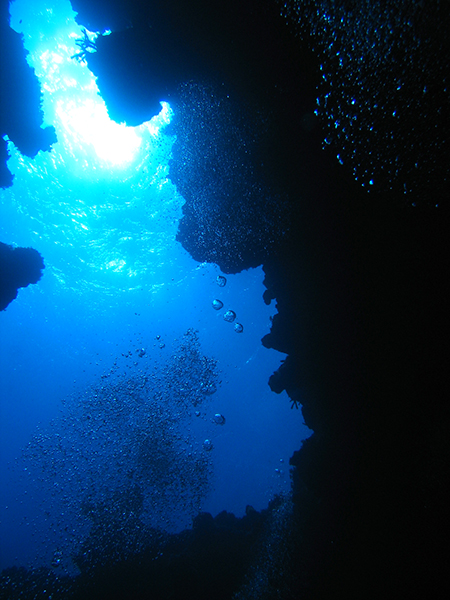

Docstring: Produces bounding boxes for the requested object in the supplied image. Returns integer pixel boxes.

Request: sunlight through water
[9,0,172,168]
[0,0,312,577]
[3,0,177,298]
[56,97,142,165]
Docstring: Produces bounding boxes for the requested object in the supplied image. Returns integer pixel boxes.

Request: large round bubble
[223,310,236,323]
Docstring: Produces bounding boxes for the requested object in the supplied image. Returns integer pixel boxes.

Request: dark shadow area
[281,0,450,207]
[0,0,448,597]
[0,496,302,600]
[0,241,45,311]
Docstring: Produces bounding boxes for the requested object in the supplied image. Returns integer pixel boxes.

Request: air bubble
[223,310,236,323]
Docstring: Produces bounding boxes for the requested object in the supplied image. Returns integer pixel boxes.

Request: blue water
[0,0,312,574]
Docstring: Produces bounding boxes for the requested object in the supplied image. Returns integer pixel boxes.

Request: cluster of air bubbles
[233,494,296,600]
[16,329,220,572]
[281,0,450,206]
[211,275,243,332]
[171,82,291,271]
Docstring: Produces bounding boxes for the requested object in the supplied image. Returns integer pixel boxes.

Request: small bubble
[212,414,226,425]
[212,299,223,310]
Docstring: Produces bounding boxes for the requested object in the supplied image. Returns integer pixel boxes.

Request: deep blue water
[0,0,311,574]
